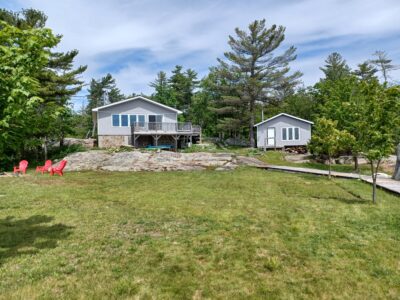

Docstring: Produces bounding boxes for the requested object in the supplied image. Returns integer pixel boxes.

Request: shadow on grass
[310,195,370,205]
[0,215,72,264]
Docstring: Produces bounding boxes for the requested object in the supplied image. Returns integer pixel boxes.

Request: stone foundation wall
[98,135,131,148]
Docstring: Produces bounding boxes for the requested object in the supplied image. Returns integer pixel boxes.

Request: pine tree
[86,74,124,111]
[217,19,301,147]
[184,69,199,112]
[86,74,124,135]
[169,66,186,109]
[370,51,399,83]
[353,62,378,81]
[150,71,176,107]
[168,66,199,117]
[320,52,351,81]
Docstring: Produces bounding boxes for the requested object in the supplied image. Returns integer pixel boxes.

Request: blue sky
[3,0,400,109]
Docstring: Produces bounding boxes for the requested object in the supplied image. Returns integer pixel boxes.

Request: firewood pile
[284,146,308,154]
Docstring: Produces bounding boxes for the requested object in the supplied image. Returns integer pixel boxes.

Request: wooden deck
[237,156,400,195]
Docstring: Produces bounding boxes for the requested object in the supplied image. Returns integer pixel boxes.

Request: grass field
[0,168,399,299]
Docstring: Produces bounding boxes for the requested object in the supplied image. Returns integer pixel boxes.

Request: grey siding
[256,115,312,148]
[97,98,178,135]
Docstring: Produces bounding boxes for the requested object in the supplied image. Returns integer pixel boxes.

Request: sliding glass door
[148,115,163,130]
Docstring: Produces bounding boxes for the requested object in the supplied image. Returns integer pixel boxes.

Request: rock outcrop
[63,150,238,172]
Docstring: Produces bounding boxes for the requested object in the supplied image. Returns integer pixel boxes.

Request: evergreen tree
[184,68,199,112]
[86,74,124,112]
[369,51,399,83]
[168,66,199,116]
[320,52,351,81]
[353,62,378,81]
[150,71,176,107]
[86,74,124,135]
[216,19,301,147]
[169,65,187,109]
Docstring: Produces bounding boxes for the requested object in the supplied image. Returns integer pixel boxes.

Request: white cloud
[10,0,400,103]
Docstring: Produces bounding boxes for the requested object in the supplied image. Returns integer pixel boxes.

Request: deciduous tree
[356,82,400,203]
[0,22,58,164]
[308,118,355,178]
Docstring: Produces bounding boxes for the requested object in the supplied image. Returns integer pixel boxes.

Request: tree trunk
[353,155,359,172]
[328,155,332,179]
[43,137,48,161]
[393,143,400,180]
[372,175,377,204]
[249,100,255,147]
[370,160,381,204]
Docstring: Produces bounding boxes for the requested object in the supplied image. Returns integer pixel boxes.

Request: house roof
[92,96,183,114]
[254,113,314,127]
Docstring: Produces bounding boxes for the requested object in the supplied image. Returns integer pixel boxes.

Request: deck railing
[131,122,200,134]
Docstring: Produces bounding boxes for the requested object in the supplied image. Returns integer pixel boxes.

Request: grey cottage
[254,113,313,149]
[92,96,201,148]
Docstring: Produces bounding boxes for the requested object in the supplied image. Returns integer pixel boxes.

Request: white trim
[92,96,183,114]
[254,113,314,127]
[282,127,300,141]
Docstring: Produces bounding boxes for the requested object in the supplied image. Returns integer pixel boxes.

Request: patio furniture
[13,160,28,175]
[36,160,52,174]
[49,160,67,176]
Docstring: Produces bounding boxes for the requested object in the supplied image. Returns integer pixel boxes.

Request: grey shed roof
[254,113,314,127]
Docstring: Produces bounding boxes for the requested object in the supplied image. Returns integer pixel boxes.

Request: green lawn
[0,168,399,299]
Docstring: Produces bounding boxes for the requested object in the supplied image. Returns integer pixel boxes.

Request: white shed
[254,113,313,149]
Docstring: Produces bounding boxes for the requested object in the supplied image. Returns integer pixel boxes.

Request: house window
[138,115,145,127]
[282,127,300,141]
[112,115,120,127]
[148,115,163,123]
[121,114,129,127]
[129,115,137,125]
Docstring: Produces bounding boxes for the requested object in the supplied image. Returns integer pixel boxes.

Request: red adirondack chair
[36,160,52,174]
[13,160,28,175]
[49,160,67,176]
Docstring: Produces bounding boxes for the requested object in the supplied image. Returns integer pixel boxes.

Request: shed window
[112,115,120,127]
[282,128,287,140]
[282,127,300,141]
[121,115,129,127]
[288,128,293,140]
[294,128,299,140]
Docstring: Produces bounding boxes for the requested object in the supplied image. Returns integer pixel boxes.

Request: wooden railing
[131,122,200,134]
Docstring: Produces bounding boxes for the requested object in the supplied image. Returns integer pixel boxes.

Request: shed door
[267,127,275,146]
